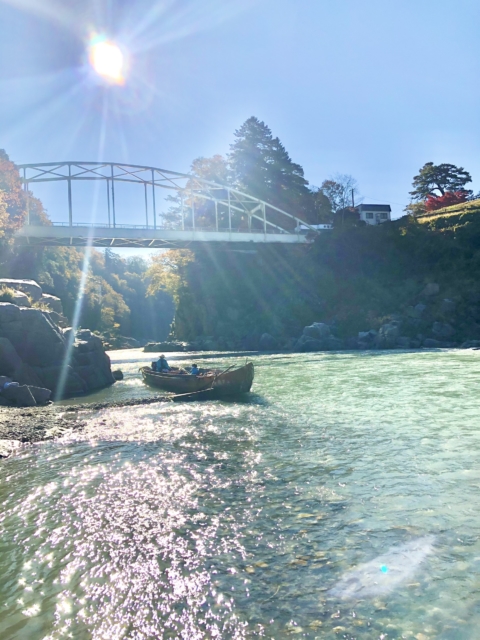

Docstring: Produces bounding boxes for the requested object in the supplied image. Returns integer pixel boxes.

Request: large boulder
[12,362,44,387]
[324,336,344,351]
[303,322,331,340]
[34,365,86,397]
[11,290,31,307]
[422,283,440,297]
[423,338,442,348]
[376,322,401,349]
[297,338,323,352]
[259,333,279,351]
[0,279,42,302]
[460,340,480,349]
[0,337,22,376]
[406,303,426,319]
[2,384,37,407]
[0,302,21,324]
[441,299,456,314]
[39,293,63,314]
[28,386,51,404]
[432,322,455,339]
[13,308,65,366]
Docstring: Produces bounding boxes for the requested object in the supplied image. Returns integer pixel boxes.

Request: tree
[309,187,333,223]
[425,191,469,212]
[163,155,230,229]
[320,174,359,213]
[410,162,472,201]
[228,117,311,223]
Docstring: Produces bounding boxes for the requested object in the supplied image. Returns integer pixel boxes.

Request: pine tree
[228,117,311,220]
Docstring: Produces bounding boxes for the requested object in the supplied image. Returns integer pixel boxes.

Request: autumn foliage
[424,190,469,212]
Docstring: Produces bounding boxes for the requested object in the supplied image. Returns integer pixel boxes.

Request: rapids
[1,348,480,638]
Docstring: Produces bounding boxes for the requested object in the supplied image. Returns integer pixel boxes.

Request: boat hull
[141,362,255,399]
[140,367,214,393]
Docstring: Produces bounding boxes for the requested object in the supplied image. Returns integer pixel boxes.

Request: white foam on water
[328,535,435,600]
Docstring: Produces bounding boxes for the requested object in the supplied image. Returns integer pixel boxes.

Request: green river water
[1,348,480,639]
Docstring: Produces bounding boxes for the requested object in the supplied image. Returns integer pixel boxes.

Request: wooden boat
[140,362,254,399]
[140,367,215,393]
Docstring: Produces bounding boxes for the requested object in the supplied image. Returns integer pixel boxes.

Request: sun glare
[89,36,125,84]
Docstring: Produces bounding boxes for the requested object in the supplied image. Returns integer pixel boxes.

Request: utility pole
[351,188,355,208]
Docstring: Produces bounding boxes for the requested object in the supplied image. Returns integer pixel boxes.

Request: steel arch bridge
[15,161,326,248]
[14,161,327,249]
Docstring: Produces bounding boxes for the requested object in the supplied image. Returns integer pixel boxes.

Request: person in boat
[190,364,199,375]
[156,354,171,372]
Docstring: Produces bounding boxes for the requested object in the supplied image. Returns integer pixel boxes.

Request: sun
[89,36,125,84]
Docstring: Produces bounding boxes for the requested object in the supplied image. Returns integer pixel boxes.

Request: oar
[171,388,215,401]
[213,364,235,381]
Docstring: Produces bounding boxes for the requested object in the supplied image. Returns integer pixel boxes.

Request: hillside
[164,206,480,350]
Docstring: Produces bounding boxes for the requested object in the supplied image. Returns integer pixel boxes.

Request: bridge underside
[14,225,310,249]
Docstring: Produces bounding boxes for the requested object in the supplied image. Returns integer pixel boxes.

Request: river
[0,348,479,639]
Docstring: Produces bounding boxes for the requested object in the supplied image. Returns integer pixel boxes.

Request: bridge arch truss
[16,161,317,248]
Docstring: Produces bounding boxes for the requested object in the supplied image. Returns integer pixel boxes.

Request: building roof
[357,204,391,212]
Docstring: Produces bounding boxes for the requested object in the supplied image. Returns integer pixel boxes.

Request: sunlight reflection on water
[1,350,480,638]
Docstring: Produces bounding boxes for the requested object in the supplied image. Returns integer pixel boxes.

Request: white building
[357,204,391,225]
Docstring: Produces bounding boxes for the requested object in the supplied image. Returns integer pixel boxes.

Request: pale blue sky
[1,0,479,222]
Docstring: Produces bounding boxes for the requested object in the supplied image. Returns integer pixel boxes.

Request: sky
[1,0,479,229]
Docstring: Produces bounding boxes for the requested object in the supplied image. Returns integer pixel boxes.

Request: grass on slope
[417,199,480,223]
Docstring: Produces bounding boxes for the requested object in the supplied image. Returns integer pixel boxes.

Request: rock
[423,338,442,348]
[397,336,411,348]
[407,304,426,319]
[39,293,63,314]
[345,337,360,350]
[432,322,455,338]
[460,340,480,349]
[325,336,344,350]
[0,439,22,458]
[282,337,297,350]
[11,290,31,307]
[441,298,456,314]
[298,338,324,352]
[35,365,86,397]
[259,333,279,351]
[358,329,377,342]
[13,308,65,366]
[0,337,22,375]
[117,336,140,349]
[143,341,185,353]
[2,384,37,407]
[0,302,21,323]
[241,333,260,351]
[303,322,331,340]
[0,279,43,301]
[12,362,43,387]
[28,386,51,404]
[50,312,69,328]
[422,283,440,297]
[376,322,400,349]
[112,369,123,381]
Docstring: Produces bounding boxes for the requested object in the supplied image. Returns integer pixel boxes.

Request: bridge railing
[18,161,317,236]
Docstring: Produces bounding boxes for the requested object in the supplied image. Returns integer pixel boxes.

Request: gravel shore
[0,395,171,449]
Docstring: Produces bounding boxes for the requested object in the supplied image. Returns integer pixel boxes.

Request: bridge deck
[14,224,311,249]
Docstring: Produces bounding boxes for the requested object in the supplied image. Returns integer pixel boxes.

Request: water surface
[1,349,480,639]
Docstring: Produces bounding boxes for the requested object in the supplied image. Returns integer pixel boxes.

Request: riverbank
[0,395,178,448]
